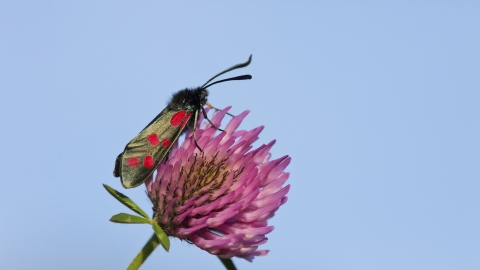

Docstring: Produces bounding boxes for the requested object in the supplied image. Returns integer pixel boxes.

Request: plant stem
[218,257,237,270]
[127,233,160,270]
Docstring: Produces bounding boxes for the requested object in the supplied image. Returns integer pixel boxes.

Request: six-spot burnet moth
[114,55,252,188]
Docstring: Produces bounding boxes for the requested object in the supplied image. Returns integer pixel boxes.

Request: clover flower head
[146,107,291,261]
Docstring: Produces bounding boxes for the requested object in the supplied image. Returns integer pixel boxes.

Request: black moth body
[114,55,252,189]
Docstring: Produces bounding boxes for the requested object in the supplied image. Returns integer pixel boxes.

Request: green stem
[127,233,160,270]
[218,257,237,270]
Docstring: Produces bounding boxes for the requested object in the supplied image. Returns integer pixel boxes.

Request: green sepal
[218,257,237,270]
[110,213,151,224]
[103,184,150,219]
[152,221,170,251]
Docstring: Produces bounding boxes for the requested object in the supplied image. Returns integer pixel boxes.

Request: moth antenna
[201,107,225,132]
[203,74,252,90]
[193,110,203,152]
[206,101,234,117]
[202,55,252,88]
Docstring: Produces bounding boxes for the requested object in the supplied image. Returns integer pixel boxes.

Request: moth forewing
[119,109,192,188]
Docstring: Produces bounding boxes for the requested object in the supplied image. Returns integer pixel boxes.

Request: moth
[114,55,252,188]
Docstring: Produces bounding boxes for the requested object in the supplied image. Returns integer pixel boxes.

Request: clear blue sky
[1,2,479,270]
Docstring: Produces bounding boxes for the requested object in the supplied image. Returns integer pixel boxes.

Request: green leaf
[152,221,170,251]
[127,233,160,270]
[110,213,151,224]
[218,257,237,270]
[103,184,150,219]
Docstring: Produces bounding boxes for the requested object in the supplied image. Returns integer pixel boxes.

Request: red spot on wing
[143,156,155,169]
[180,113,192,129]
[126,158,139,167]
[161,138,171,147]
[147,134,160,146]
[170,110,187,126]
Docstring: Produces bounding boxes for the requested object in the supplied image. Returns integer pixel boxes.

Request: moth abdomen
[113,153,123,177]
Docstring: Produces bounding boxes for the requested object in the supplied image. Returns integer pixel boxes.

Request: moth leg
[202,106,225,132]
[206,101,234,117]
[193,109,203,152]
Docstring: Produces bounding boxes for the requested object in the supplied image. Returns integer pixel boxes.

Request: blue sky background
[1,2,479,270]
